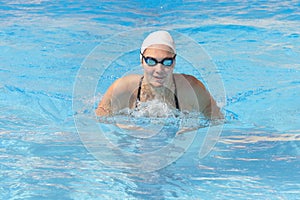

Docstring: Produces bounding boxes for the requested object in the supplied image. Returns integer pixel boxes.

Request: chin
[150,81,164,88]
[150,84,162,88]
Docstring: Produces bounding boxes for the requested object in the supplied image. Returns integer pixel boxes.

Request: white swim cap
[140,31,176,57]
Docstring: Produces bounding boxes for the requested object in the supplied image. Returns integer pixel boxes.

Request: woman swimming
[96,30,223,119]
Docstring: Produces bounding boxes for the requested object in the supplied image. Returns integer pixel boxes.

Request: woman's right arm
[95,75,140,116]
[95,81,116,116]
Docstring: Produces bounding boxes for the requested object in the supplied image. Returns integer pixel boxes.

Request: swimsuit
[136,76,180,110]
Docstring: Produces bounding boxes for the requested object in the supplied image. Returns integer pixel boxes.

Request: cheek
[143,65,154,75]
[166,67,174,75]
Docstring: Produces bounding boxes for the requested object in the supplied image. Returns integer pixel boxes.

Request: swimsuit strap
[136,75,180,111]
[173,75,180,111]
[136,76,144,106]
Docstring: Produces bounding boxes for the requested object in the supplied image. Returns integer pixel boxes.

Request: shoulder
[110,74,142,92]
[119,74,143,83]
[174,73,206,90]
[111,74,142,88]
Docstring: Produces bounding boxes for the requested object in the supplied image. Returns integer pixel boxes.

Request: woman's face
[142,44,176,88]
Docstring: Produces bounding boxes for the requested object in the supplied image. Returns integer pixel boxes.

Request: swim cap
[140,31,176,59]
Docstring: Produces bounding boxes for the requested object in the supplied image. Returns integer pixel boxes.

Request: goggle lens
[145,58,158,66]
[161,59,173,66]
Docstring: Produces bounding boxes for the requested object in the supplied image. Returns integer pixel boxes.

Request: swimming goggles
[140,52,176,67]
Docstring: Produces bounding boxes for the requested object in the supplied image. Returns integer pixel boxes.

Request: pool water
[1,0,299,199]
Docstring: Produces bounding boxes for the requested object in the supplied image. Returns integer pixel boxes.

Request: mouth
[153,75,165,79]
[153,76,165,82]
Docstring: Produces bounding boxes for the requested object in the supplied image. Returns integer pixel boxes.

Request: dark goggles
[141,52,176,67]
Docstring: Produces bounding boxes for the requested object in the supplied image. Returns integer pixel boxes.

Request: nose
[154,63,165,73]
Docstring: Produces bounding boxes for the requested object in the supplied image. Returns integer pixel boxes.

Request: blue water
[1,0,299,199]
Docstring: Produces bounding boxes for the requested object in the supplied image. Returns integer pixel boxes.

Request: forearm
[95,102,112,116]
[202,98,224,120]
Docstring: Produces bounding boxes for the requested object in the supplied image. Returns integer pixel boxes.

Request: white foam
[132,99,177,118]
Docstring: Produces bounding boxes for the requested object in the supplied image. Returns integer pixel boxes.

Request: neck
[141,76,175,101]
